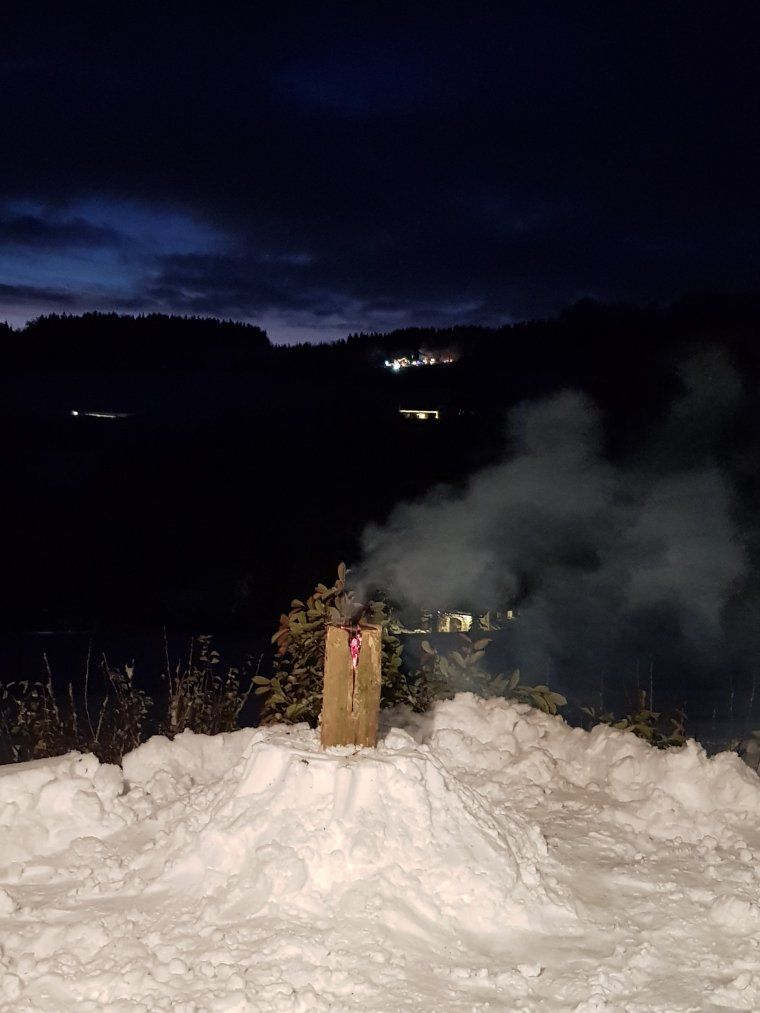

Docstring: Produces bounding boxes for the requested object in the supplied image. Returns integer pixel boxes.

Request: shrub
[0,653,152,765]
[581,690,686,748]
[417,633,568,714]
[91,658,153,763]
[0,636,257,766]
[255,569,569,725]
[161,633,257,737]
[0,666,71,763]
[255,564,431,725]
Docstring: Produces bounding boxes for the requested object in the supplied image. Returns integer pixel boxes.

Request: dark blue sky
[2,3,758,342]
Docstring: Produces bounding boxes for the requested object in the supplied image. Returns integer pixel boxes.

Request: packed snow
[2,695,760,1011]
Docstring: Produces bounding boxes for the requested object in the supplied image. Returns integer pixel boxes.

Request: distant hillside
[0,294,757,640]
[4,294,760,380]
[3,312,270,370]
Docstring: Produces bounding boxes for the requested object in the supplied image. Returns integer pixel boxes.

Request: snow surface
[2,694,760,1011]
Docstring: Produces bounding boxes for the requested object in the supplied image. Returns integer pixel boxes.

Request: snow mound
[0,751,127,866]
[123,723,564,937]
[122,726,259,800]
[402,694,760,845]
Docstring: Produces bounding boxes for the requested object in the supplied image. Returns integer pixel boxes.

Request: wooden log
[352,624,382,747]
[321,625,354,748]
[321,623,382,748]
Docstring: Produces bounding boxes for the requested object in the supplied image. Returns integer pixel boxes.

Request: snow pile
[0,751,127,865]
[2,695,760,1011]
[123,723,565,939]
[408,695,760,845]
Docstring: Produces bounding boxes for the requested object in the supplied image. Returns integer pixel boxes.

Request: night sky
[2,3,758,343]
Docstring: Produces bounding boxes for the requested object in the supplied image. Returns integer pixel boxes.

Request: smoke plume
[355,348,750,703]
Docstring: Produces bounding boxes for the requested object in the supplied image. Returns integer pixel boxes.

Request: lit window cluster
[384,350,456,371]
[399,408,439,421]
[391,608,518,635]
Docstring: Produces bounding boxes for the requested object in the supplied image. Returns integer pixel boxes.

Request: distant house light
[399,408,440,421]
[70,409,131,420]
[385,351,457,371]
[390,606,518,636]
[436,611,473,633]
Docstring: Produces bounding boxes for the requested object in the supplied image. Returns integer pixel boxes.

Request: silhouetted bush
[0,636,258,765]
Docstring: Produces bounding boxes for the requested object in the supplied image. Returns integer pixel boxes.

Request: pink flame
[349,629,362,673]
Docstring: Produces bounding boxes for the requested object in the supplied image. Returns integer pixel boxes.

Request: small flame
[349,629,362,673]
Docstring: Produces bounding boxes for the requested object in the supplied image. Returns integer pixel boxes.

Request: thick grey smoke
[356,349,748,693]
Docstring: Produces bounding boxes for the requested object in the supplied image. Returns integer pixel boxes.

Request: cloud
[0,282,79,327]
[0,198,232,325]
[0,282,78,306]
[0,212,121,250]
[1,6,759,337]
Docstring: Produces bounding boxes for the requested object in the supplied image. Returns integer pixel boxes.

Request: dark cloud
[2,3,759,338]
[0,212,122,251]
[0,282,77,307]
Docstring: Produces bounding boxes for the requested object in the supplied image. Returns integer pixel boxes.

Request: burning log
[321,622,382,748]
